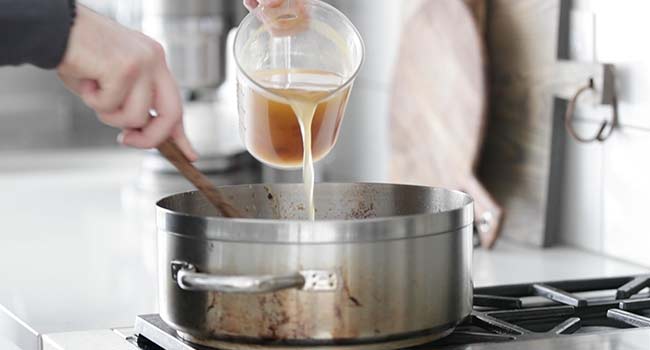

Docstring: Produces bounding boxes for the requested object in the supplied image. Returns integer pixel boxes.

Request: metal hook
[564,70,618,143]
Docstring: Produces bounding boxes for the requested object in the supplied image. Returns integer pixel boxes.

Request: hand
[244,0,285,11]
[243,0,308,36]
[57,6,198,161]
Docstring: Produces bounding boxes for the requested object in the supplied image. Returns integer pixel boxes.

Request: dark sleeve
[0,0,76,69]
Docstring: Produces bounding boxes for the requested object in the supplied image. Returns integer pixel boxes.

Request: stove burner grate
[427,275,650,348]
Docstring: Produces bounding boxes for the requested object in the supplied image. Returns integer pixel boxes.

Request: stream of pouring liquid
[276,87,337,221]
[258,70,346,220]
[291,99,317,220]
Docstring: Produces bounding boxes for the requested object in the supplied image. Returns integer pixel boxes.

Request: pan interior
[157,183,472,221]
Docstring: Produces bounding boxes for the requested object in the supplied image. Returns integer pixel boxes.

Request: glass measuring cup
[234,0,364,169]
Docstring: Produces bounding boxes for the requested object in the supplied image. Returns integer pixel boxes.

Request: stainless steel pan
[156,183,473,349]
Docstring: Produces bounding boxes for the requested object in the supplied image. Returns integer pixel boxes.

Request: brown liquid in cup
[239,69,351,168]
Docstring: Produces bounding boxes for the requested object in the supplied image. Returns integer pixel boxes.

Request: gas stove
[43,275,650,350]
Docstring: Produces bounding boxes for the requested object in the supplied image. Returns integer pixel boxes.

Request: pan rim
[155,182,474,243]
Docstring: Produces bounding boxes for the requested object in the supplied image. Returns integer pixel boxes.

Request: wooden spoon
[157,139,243,218]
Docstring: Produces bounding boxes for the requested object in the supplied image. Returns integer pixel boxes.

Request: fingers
[254,0,308,36]
[97,76,152,129]
[119,115,173,151]
[79,66,136,113]
[66,73,152,130]
[244,0,259,10]
[59,60,149,130]
[244,0,284,10]
[119,66,198,161]
[58,74,96,96]
[58,73,82,93]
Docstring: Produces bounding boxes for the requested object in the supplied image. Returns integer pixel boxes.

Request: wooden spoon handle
[157,139,243,218]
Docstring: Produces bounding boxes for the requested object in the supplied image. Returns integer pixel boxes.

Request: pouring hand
[57,5,198,161]
[243,0,308,36]
[244,0,285,11]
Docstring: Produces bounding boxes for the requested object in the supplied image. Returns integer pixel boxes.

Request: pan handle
[171,261,338,294]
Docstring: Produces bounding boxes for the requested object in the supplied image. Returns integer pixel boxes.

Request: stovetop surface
[133,275,650,350]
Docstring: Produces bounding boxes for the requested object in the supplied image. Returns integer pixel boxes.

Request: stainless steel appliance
[140,0,235,90]
[155,183,474,349]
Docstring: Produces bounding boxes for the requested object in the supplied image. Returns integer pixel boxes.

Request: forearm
[0,0,76,69]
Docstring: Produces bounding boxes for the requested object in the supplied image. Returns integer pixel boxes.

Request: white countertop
[0,149,648,349]
[0,150,160,340]
[474,239,648,286]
